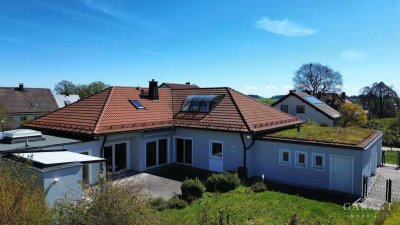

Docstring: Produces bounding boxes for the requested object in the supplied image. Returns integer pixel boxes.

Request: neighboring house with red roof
[0,83,58,130]
[315,92,353,111]
[272,90,341,127]
[0,80,382,200]
[159,82,199,89]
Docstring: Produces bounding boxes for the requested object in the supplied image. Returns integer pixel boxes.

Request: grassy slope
[269,123,376,145]
[160,188,376,225]
[258,98,277,105]
[384,203,400,225]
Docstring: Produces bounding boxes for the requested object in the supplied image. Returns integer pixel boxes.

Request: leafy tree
[359,82,400,118]
[339,103,367,127]
[76,84,90,99]
[54,80,77,96]
[293,63,343,95]
[0,160,51,225]
[87,81,109,96]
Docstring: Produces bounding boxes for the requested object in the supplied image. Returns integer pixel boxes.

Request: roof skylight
[181,95,224,113]
[304,96,323,104]
[129,99,145,109]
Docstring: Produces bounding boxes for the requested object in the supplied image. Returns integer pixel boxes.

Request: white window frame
[312,153,326,171]
[145,137,170,169]
[295,151,307,169]
[209,140,223,159]
[279,149,291,166]
[75,149,92,184]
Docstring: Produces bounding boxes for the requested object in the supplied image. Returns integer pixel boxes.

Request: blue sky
[0,0,399,97]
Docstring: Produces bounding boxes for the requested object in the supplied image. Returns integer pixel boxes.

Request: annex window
[296,105,305,114]
[312,153,325,171]
[181,95,224,113]
[210,141,223,158]
[129,99,145,109]
[281,105,289,113]
[279,149,291,166]
[295,151,307,168]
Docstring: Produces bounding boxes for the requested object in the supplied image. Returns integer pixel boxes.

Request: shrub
[251,182,267,193]
[205,173,241,193]
[166,195,187,209]
[53,175,159,225]
[0,160,51,225]
[148,197,168,211]
[181,178,205,201]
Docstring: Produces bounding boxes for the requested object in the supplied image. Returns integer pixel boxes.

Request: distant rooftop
[159,82,199,89]
[261,123,381,149]
[53,94,80,108]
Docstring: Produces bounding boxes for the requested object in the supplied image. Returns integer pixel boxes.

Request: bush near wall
[0,160,51,225]
[181,178,205,202]
[205,173,241,193]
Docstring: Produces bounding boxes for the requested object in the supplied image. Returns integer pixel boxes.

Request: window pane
[199,101,209,112]
[104,146,113,172]
[146,141,157,168]
[115,143,127,172]
[189,101,200,112]
[181,100,191,111]
[184,139,192,164]
[299,154,305,164]
[80,152,89,183]
[316,156,323,166]
[176,138,184,163]
[283,152,289,161]
[296,105,305,113]
[281,105,288,113]
[158,139,167,165]
[212,142,222,157]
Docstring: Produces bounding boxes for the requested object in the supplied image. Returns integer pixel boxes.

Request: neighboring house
[272,90,341,127]
[315,92,353,111]
[159,82,199,89]
[0,84,59,130]
[0,80,382,204]
[53,94,80,108]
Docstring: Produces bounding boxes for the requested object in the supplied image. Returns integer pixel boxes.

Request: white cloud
[341,50,368,61]
[255,17,316,36]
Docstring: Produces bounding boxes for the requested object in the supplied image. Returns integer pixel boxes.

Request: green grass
[258,98,277,105]
[384,151,399,165]
[160,187,376,225]
[269,123,376,145]
[383,203,400,225]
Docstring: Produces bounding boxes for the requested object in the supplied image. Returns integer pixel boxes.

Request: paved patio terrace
[114,164,213,199]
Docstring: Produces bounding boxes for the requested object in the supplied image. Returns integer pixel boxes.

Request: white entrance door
[209,141,223,172]
[331,156,353,193]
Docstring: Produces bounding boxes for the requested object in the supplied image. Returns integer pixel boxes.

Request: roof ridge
[93,87,114,135]
[226,88,251,133]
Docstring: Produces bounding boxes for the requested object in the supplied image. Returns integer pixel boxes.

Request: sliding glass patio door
[146,138,168,168]
[103,143,127,173]
[175,138,192,165]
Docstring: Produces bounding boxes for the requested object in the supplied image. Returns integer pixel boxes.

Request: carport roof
[13,151,105,165]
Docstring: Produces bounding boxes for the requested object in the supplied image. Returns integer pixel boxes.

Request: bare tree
[293,63,343,95]
[359,82,400,118]
[54,80,77,96]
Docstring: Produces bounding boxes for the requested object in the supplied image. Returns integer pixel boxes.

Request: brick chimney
[148,79,159,100]
[341,92,346,100]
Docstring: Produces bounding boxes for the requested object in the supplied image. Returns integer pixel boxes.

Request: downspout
[100,135,108,158]
[240,133,255,170]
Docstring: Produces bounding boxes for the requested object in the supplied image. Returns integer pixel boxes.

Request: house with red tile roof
[0,80,382,199]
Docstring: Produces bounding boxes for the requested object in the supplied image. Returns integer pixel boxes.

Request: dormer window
[129,99,145,109]
[181,95,224,113]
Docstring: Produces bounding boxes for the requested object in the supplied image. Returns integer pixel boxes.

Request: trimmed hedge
[205,173,241,193]
[181,178,205,201]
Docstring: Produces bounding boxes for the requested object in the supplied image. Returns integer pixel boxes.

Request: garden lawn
[160,187,377,225]
[384,151,399,165]
[258,98,277,105]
